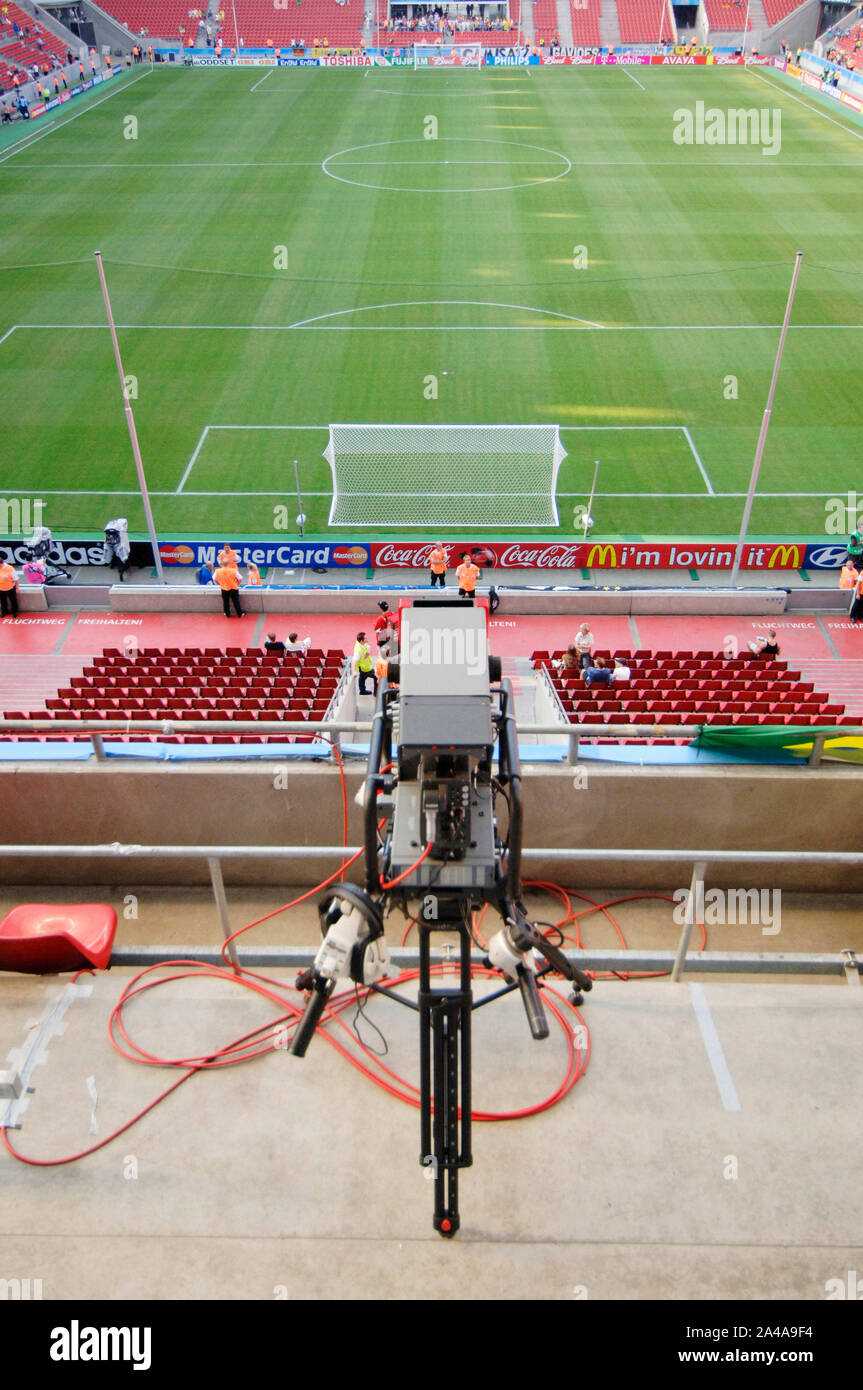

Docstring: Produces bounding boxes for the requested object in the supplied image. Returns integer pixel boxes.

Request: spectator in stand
[428,541,447,587]
[457,551,479,600]
[353,631,376,695]
[0,556,19,616]
[197,560,215,584]
[839,558,858,589]
[214,558,243,618]
[584,657,612,688]
[555,645,579,673]
[264,631,286,654]
[748,628,781,657]
[574,622,594,670]
[611,657,631,684]
[285,632,311,652]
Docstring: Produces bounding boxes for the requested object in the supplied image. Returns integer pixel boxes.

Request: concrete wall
[105,585,792,617]
[0,760,858,893]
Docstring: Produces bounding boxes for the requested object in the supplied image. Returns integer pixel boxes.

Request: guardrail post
[808,734,827,768]
[91,734,106,761]
[568,731,579,765]
[671,860,707,983]
[208,855,240,971]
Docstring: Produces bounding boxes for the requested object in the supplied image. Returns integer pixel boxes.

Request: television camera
[291,598,592,1236]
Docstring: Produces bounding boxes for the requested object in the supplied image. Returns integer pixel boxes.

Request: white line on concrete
[0,68,153,166]
[620,66,645,92]
[688,982,741,1112]
[250,69,274,93]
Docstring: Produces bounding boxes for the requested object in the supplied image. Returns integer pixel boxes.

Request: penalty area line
[250,69,274,93]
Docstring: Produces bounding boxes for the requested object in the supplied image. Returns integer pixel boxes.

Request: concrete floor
[0,887,861,1300]
[1,969,861,1300]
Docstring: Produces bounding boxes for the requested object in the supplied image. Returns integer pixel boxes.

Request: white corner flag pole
[94,251,165,584]
[729,251,803,588]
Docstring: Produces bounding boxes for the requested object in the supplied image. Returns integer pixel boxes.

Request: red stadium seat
[0,904,118,975]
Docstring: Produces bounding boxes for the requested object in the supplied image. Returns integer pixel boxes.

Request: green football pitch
[0,61,861,542]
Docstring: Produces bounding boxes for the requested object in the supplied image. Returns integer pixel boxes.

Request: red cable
[380,841,432,889]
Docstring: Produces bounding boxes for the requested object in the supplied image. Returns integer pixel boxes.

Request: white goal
[412,41,483,68]
[324,423,566,527]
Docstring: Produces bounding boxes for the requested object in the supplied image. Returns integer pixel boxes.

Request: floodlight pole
[729,251,803,588]
[94,251,165,584]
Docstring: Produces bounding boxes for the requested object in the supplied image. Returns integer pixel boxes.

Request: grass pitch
[0,62,861,542]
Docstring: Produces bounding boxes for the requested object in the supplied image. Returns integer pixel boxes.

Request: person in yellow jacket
[353,631,376,695]
[0,558,19,617]
[214,561,243,617]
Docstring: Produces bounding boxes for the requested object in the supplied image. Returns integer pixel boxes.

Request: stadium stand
[616,0,674,43]
[701,0,751,32]
[835,24,863,71]
[214,0,364,47]
[569,0,602,47]
[533,0,560,44]
[0,2,68,90]
[94,1,201,42]
[10,646,348,745]
[760,0,806,26]
[532,649,851,744]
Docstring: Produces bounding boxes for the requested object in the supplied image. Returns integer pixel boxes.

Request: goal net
[324,424,566,527]
[413,41,483,68]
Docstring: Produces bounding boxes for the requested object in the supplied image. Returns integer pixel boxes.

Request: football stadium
[0,0,862,1337]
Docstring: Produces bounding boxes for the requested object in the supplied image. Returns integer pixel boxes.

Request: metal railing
[0,840,859,980]
[1,714,860,767]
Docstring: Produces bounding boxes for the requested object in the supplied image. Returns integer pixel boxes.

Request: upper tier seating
[616,0,674,43]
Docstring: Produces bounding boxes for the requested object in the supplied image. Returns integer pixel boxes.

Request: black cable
[351,983,388,1057]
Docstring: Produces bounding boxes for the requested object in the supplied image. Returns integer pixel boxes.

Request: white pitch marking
[175,425,210,494]
[746,65,863,145]
[0,325,17,348]
[250,69,274,92]
[620,66,645,92]
[688,983,741,1112]
[0,68,153,165]
[283,299,605,330]
[682,426,715,496]
[12,321,863,333]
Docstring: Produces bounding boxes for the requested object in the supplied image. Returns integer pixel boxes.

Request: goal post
[412,41,483,68]
[324,424,567,528]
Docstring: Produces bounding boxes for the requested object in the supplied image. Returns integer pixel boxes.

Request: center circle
[321,137,572,194]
